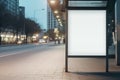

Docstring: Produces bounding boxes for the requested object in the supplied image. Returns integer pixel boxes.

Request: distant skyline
[19,0,48,30]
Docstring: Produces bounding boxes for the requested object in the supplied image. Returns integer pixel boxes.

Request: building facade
[19,6,25,34]
[0,0,19,16]
[0,0,26,45]
[19,6,25,16]
[47,2,59,30]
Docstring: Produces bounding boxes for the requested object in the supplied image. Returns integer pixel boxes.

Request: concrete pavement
[0,43,120,80]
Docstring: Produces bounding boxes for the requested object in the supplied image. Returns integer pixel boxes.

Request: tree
[24,18,41,43]
[0,2,6,45]
[0,2,22,45]
[0,2,41,45]
[46,29,55,40]
[25,18,41,34]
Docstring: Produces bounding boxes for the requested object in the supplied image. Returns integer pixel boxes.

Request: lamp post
[48,0,63,28]
[34,9,45,22]
[0,27,1,45]
[33,9,45,35]
[50,0,56,4]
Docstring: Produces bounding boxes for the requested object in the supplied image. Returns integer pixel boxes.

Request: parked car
[39,39,46,43]
[17,40,22,44]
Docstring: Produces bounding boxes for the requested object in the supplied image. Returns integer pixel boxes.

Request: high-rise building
[19,6,25,17]
[47,0,64,31]
[0,0,19,16]
[47,2,59,30]
[19,6,25,34]
[0,0,26,45]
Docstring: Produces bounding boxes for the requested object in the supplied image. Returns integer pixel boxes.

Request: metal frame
[106,9,109,72]
[67,7,107,10]
[69,0,108,1]
[65,0,111,72]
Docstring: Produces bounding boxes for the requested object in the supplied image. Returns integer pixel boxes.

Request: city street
[0,43,120,80]
[0,0,120,80]
[0,42,66,80]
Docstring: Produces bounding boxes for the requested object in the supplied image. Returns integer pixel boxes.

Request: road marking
[0,50,29,58]
[0,43,54,58]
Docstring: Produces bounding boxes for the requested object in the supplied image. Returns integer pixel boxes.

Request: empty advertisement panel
[68,10,106,56]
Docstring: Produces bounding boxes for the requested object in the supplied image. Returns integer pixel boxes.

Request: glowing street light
[35,34,39,37]
[54,10,58,14]
[59,21,62,24]
[60,23,63,26]
[58,19,61,22]
[0,33,5,37]
[56,15,60,18]
[50,0,56,4]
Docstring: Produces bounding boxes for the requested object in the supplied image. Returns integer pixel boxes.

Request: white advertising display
[68,10,106,56]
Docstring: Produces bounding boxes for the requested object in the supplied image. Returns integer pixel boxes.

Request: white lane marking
[0,44,48,58]
[0,43,54,58]
[0,49,29,58]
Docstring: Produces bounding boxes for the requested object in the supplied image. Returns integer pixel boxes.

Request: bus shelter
[65,0,116,72]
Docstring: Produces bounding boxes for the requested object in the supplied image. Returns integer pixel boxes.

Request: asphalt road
[0,43,65,80]
[0,43,120,80]
[0,43,55,57]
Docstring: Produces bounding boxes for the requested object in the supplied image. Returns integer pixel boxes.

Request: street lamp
[59,21,61,24]
[60,23,63,26]
[56,15,60,18]
[34,9,45,22]
[54,10,59,14]
[50,0,56,4]
[33,9,45,31]
[58,19,61,22]
[58,21,63,26]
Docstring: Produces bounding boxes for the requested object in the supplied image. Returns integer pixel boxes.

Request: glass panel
[68,10,106,56]
[109,1,120,72]
[68,1,107,7]
[69,58,106,72]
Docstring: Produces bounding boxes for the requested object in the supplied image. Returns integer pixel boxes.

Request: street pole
[23,14,27,44]
[34,9,45,25]
[0,27,1,45]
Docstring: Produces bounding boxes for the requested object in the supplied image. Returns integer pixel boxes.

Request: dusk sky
[19,0,48,30]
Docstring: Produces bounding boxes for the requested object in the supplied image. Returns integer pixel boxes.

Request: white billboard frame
[68,10,106,56]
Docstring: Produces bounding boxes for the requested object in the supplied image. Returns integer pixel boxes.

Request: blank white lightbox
[68,10,106,56]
